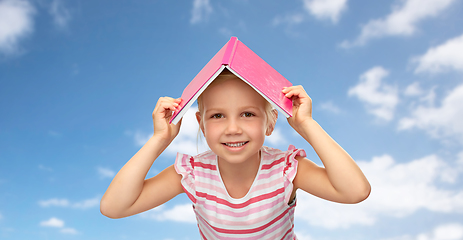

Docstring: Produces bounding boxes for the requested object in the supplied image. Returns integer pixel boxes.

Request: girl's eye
[211,113,224,119]
[242,112,254,117]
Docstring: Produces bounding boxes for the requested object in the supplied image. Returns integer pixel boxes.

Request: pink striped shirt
[174,145,306,240]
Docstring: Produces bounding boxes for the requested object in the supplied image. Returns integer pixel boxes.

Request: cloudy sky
[1,0,463,239]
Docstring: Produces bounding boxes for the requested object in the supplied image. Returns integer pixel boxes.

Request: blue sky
[1,0,463,239]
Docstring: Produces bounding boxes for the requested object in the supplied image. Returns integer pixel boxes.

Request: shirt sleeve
[283,145,306,204]
[174,152,197,204]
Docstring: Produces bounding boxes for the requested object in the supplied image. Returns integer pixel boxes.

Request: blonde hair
[196,69,278,135]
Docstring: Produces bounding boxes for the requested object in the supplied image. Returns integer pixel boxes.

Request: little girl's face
[197,77,269,165]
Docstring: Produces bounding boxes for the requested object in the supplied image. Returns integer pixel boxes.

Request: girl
[101,71,371,239]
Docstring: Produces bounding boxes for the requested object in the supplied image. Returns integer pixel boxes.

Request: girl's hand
[282,85,313,130]
[152,97,183,143]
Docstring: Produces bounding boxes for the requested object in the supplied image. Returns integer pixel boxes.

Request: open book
[170,37,293,124]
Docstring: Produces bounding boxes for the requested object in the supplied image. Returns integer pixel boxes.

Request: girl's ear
[265,109,278,136]
[196,112,205,134]
[265,125,274,136]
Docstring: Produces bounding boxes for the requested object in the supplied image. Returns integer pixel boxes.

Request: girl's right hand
[152,97,183,143]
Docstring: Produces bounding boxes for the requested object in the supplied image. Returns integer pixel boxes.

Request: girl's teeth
[225,142,246,147]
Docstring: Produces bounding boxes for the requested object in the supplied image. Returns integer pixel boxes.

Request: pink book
[170,37,293,124]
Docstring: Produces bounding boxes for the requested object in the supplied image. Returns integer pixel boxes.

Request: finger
[284,88,305,99]
[282,86,298,94]
[159,102,178,115]
[176,117,182,126]
[173,117,182,131]
[153,100,179,119]
[155,97,181,109]
[153,104,176,118]
[284,86,310,98]
[282,85,303,91]
[155,97,181,106]
[283,85,303,90]
[160,96,177,102]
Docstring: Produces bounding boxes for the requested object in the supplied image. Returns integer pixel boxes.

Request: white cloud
[403,82,437,107]
[382,223,463,240]
[39,198,70,207]
[398,84,463,144]
[40,217,64,228]
[39,217,79,234]
[413,34,463,74]
[190,0,212,24]
[432,223,463,240]
[458,152,463,170]
[302,0,347,23]
[340,0,456,48]
[348,66,399,121]
[296,193,375,229]
[49,0,71,29]
[265,127,287,147]
[132,130,151,146]
[60,227,79,235]
[272,13,306,27]
[71,197,99,209]
[218,27,233,37]
[273,0,346,27]
[295,154,463,229]
[404,82,424,97]
[430,223,463,240]
[97,167,115,179]
[295,232,314,240]
[141,203,196,223]
[0,0,35,55]
[319,101,342,114]
[38,197,99,209]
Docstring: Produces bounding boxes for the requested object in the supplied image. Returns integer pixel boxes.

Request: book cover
[170,37,293,124]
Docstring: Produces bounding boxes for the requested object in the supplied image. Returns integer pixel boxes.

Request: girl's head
[195,70,278,163]
[196,70,278,135]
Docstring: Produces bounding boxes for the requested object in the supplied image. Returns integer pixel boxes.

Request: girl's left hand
[282,85,313,129]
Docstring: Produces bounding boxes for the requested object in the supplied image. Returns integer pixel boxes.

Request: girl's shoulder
[261,146,306,197]
[175,150,217,172]
[261,145,306,159]
[177,149,216,160]
[261,145,306,175]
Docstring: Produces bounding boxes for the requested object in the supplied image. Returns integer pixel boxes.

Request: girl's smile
[222,141,248,148]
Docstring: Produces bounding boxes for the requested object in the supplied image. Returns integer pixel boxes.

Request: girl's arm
[100,97,184,218]
[283,86,371,204]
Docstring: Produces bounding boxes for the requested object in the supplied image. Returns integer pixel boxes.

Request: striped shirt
[174,145,306,240]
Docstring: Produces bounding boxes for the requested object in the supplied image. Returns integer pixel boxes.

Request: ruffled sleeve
[174,152,197,204]
[283,145,306,204]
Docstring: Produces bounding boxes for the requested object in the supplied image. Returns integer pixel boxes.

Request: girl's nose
[224,119,242,135]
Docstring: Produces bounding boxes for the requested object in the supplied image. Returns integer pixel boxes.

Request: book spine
[221,37,238,65]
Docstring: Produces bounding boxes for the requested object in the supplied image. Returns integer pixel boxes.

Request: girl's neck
[217,150,261,199]
[218,151,261,177]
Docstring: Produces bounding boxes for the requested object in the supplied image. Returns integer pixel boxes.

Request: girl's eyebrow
[205,106,262,115]
[241,106,261,110]
[204,108,224,114]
